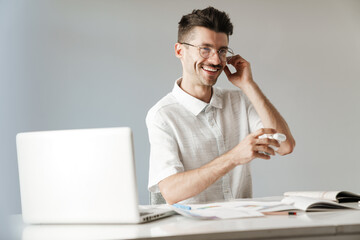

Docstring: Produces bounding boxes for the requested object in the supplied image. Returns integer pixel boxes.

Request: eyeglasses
[180,42,234,62]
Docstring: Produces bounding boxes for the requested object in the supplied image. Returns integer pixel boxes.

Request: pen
[264,211,297,216]
[173,203,192,210]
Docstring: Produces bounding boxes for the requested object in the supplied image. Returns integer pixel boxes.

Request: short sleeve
[239,91,264,133]
[146,113,184,193]
[247,102,264,132]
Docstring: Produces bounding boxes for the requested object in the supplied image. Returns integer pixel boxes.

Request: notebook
[16,127,174,224]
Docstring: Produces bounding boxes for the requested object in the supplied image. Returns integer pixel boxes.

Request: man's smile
[201,65,222,75]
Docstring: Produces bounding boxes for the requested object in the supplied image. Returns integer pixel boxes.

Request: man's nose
[207,51,222,65]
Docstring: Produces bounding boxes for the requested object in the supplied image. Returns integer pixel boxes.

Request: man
[146,7,295,205]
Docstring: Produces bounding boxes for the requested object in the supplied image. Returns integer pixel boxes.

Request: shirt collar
[172,78,223,116]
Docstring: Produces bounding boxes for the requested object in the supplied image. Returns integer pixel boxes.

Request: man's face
[180,26,229,87]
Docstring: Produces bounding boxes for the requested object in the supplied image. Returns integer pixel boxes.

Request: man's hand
[223,55,254,89]
[225,128,281,166]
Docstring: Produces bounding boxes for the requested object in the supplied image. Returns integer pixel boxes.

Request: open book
[281,196,359,211]
[284,191,360,203]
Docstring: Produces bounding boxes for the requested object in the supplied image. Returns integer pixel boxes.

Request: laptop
[16,127,174,224]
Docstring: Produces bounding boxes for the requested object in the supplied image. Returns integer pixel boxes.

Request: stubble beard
[199,68,222,87]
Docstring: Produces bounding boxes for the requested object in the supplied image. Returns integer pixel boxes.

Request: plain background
[1,0,359,238]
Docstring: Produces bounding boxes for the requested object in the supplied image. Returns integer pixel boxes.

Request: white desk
[8,200,360,240]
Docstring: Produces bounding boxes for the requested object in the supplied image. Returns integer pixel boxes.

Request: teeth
[203,66,217,72]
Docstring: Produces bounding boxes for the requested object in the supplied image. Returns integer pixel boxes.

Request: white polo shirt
[146,78,263,204]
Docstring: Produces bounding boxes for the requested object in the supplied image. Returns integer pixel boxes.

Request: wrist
[222,149,239,169]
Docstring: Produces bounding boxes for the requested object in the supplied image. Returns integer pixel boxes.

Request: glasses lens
[219,49,228,61]
[199,47,211,58]
[199,46,234,62]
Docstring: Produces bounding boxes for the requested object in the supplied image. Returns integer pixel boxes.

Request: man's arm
[159,128,280,205]
[224,55,296,155]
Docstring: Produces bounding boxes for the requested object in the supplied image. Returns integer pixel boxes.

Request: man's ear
[174,43,183,59]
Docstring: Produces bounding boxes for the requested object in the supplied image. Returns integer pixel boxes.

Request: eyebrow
[200,43,229,49]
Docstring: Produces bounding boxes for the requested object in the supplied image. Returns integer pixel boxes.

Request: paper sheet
[171,200,294,219]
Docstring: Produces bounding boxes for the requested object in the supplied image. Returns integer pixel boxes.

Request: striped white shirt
[146,78,263,204]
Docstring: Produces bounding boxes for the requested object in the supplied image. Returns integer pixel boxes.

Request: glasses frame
[180,42,234,62]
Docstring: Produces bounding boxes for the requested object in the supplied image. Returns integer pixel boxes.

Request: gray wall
[1,0,360,229]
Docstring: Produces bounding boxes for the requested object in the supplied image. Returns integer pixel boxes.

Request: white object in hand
[258,133,286,154]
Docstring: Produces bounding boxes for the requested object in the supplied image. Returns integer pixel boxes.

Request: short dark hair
[178,6,233,43]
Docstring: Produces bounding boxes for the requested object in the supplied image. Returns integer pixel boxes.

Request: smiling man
[146,7,295,205]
